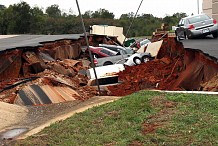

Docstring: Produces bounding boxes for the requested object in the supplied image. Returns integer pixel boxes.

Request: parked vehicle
[175,14,218,39]
[99,44,134,54]
[85,46,117,58]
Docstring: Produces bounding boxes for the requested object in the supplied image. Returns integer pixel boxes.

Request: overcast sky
[1,0,203,18]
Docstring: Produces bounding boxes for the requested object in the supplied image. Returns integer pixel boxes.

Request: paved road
[181,36,218,59]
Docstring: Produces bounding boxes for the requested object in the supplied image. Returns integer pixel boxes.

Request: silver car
[175,14,218,39]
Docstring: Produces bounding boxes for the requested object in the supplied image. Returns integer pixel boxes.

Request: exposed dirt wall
[0,50,22,81]
[107,37,218,96]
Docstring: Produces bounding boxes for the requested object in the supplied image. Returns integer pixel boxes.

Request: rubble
[107,36,218,96]
[0,37,98,106]
[39,40,82,60]
[0,50,22,81]
[0,33,218,105]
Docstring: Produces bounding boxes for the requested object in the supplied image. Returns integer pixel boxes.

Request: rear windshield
[188,15,210,24]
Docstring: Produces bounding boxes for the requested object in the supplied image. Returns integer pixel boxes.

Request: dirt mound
[0,102,28,130]
[108,37,218,96]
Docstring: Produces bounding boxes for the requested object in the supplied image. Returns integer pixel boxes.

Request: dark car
[86,46,117,58]
[175,14,218,39]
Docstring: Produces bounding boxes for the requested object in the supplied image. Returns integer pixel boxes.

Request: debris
[0,50,22,81]
[107,37,218,96]
[144,40,163,57]
[201,74,218,92]
[39,41,82,60]
[0,33,217,106]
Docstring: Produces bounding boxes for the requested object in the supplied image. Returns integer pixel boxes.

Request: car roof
[99,44,125,49]
[183,13,210,20]
[90,46,117,54]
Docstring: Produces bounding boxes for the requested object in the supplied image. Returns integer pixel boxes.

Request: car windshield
[125,49,134,54]
[140,39,150,46]
[188,15,210,24]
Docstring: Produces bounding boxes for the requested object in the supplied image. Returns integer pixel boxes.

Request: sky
[1,0,203,18]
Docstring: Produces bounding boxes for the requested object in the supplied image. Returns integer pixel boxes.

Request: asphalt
[181,35,218,59]
[0,34,83,52]
[0,96,121,145]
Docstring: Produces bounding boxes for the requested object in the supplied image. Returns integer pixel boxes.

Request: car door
[176,19,186,38]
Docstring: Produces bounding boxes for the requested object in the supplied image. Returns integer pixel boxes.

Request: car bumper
[187,24,218,38]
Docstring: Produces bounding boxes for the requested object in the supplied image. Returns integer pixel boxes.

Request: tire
[103,61,113,66]
[133,57,141,65]
[141,55,151,63]
[184,32,188,39]
[212,32,218,38]
[175,32,180,41]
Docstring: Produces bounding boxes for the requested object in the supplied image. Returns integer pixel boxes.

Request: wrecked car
[130,38,151,51]
[85,46,117,58]
[94,51,152,66]
[87,64,125,86]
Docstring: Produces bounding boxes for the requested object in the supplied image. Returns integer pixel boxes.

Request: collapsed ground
[0,34,218,106]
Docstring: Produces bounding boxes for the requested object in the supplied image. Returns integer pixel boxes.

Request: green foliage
[45,4,61,18]
[91,8,115,19]
[0,2,187,36]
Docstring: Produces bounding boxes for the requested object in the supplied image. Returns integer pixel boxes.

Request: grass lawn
[14,91,218,146]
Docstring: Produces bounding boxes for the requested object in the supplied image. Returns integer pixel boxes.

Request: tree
[0,5,6,34]
[30,6,45,34]
[5,2,31,34]
[46,4,61,18]
[0,4,6,10]
[163,12,187,30]
[120,12,134,19]
[83,10,93,18]
[91,9,114,19]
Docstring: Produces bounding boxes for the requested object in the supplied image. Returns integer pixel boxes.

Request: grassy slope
[14,91,218,146]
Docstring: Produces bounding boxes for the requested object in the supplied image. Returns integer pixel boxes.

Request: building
[202,0,218,20]
[90,25,125,45]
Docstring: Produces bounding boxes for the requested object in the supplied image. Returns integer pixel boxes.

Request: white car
[124,52,152,66]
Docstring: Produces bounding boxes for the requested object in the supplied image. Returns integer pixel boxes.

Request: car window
[101,45,119,52]
[179,19,185,26]
[100,49,115,56]
[188,15,210,24]
[140,40,150,46]
[120,50,127,55]
[126,49,134,54]
[178,19,184,26]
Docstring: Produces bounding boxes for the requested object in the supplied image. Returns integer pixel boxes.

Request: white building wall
[212,0,218,20]
[203,0,218,20]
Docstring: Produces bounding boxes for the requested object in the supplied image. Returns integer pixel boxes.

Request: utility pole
[75,0,101,95]
[197,0,200,14]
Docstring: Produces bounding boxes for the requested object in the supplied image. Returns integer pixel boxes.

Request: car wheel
[133,57,141,65]
[212,32,218,38]
[175,32,180,41]
[103,61,113,66]
[141,55,151,63]
[184,32,188,39]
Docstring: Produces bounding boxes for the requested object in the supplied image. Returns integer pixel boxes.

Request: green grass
[14,91,218,146]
